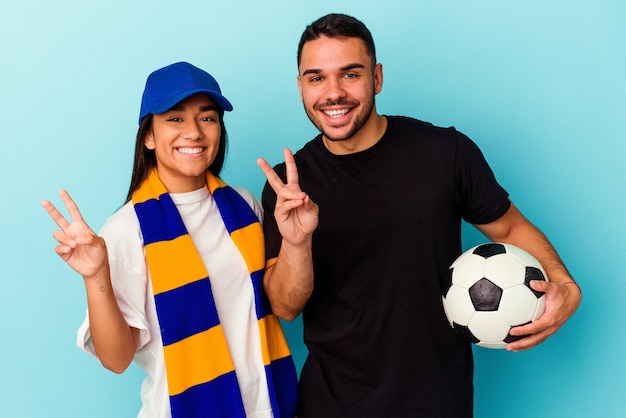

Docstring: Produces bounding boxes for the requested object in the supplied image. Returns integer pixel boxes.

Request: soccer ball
[441,243,548,349]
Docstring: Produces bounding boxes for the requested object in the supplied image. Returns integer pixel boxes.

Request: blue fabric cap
[138,62,233,125]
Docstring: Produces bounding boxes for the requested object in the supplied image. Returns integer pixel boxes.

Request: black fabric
[262,116,511,417]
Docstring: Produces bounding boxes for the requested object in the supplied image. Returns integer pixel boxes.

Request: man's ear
[374,63,384,95]
[297,74,304,102]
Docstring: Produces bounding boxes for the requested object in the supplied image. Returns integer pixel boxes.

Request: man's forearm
[264,240,315,321]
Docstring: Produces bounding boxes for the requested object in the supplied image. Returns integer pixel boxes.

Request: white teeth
[324,109,349,118]
[177,147,203,155]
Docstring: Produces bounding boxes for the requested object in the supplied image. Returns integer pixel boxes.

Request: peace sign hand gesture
[42,190,108,280]
[257,148,319,247]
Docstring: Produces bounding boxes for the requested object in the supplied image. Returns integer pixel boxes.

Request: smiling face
[298,35,385,154]
[144,93,222,193]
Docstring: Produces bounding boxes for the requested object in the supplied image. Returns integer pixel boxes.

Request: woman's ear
[144,130,155,150]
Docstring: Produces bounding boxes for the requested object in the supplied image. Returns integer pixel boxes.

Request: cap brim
[150,88,233,115]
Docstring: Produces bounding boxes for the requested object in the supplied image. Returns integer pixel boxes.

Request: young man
[257,13,581,417]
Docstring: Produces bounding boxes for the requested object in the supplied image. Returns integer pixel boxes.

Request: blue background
[1,1,624,417]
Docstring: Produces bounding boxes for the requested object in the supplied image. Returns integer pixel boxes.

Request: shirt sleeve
[454,130,511,225]
[76,204,152,357]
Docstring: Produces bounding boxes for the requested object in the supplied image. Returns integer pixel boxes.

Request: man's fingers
[256,157,274,177]
[283,148,300,186]
[258,149,305,199]
[257,157,286,190]
[257,153,304,196]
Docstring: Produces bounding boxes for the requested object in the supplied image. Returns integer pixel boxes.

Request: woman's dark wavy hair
[297,13,376,67]
[124,108,227,203]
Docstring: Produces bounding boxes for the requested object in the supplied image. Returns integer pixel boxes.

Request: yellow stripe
[133,168,167,204]
[230,223,265,273]
[206,173,227,192]
[132,184,156,204]
[163,326,235,396]
[145,235,208,294]
[258,315,292,365]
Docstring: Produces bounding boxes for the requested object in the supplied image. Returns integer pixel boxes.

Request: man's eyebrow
[341,63,366,71]
[302,68,322,77]
[301,63,366,77]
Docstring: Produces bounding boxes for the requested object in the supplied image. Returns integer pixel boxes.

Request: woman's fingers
[42,199,70,231]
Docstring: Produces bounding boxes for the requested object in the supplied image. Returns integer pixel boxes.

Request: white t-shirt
[77,186,273,418]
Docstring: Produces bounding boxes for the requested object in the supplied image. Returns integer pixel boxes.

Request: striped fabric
[132,169,297,417]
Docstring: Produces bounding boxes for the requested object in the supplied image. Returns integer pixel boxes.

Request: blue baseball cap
[138,61,233,125]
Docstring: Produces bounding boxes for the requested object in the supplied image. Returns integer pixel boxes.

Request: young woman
[43,62,297,418]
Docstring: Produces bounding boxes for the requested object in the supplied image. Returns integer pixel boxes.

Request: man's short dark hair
[297,13,376,67]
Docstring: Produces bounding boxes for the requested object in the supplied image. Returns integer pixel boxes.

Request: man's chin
[320,125,357,142]
[322,134,350,142]
[308,114,358,141]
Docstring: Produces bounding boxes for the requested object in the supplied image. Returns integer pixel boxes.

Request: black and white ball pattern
[442,243,548,349]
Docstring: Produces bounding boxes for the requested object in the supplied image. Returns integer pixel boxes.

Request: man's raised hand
[257,148,319,247]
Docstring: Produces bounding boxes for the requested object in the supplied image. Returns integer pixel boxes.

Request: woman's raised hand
[42,190,108,279]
